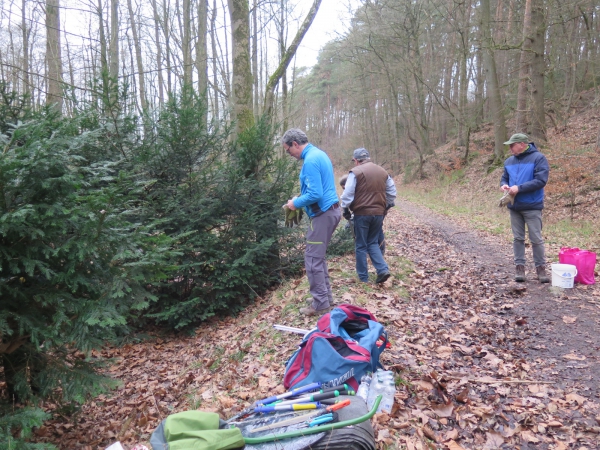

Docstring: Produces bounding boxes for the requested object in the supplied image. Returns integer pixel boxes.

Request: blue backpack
[283,304,388,391]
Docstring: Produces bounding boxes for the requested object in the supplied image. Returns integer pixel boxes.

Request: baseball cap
[503,133,530,145]
[353,148,370,160]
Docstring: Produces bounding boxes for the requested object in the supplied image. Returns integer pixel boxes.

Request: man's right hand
[501,184,509,192]
[343,208,352,221]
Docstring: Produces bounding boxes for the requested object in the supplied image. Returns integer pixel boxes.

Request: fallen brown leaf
[431,402,454,418]
[484,431,504,449]
[566,392,586,405]
[520,430,540,443]
[445,440,466,450]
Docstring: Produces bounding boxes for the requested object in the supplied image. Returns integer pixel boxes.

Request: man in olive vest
[341,148,396,284]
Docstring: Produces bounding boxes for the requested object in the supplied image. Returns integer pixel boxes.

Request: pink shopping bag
[559,247,596,285]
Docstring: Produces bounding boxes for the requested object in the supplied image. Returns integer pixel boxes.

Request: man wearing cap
[501,133,550,283]
[341,148,396,284]
[282,128,341,316]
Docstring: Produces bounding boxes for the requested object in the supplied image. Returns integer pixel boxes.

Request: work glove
[283,205,304,227]
[384,203,394,217]
[498,192,515,207]
[343,208,352,221]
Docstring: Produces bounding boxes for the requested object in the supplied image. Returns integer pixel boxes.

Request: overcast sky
[293,0,358,67]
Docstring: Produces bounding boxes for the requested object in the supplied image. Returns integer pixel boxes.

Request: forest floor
[32,197,600,450]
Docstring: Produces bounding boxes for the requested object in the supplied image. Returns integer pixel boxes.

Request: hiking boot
[536,266,550,283]
[515,265,526,282]
[375,271,391,284]
[305,298,336,307]
[299,305,332,316]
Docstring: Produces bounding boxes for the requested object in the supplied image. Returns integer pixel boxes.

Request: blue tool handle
[309,414,334,427]
[258,382,322,405]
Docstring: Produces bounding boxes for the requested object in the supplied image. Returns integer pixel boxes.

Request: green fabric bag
[150,411,245,450]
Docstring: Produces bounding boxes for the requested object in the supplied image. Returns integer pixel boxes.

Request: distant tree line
[286,0,600,175]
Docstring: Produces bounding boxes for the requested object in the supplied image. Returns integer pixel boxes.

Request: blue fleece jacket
[292,143,339,218]
[500,142,549,211]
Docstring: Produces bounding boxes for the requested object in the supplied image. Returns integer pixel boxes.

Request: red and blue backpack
[283,304,388,391]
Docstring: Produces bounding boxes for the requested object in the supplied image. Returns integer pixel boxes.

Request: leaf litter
[31,201,600,449]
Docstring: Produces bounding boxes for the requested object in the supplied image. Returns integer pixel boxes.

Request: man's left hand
[286,199,297,210]
[343,208,352,220]
[508,185,519,195]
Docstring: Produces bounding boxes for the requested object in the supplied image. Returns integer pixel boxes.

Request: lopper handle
[326,399,351,412]
[254,402,321,413]
[257,382,322,405]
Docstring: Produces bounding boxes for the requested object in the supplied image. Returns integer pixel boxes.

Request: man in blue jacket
[500,133,550,283]
[282,129,341,316]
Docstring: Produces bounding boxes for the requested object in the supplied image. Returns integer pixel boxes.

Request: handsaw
[248,399,350,433]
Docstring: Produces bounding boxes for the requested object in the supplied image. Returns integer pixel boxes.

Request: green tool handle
[242,395,382,445]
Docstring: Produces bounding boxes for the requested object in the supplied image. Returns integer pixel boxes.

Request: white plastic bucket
[551,263,578,288]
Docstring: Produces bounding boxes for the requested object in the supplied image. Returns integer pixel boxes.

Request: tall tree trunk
[210,0,220,118]
[45,0,63,111]
[97,0,110,106]
[127,0,147,111]
[196,0,208,96]
[516,0,532,132]
[530,0,546,141]
[163,0,173,96]
[279,0,288,126]
[21,0,30,103]
[182,0,192,87]
[481,0,507,162]
[252,0,259,118]
[151,0,165,106]
[457,0,470,147]
[228,0,254,135]
[109,0,119,82]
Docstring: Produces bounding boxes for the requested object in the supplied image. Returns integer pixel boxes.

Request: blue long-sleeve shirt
[500,143,549,211]
[292,143,339,218]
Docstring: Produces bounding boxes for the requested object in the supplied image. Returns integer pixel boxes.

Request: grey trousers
[509,209,546,267]
[305,206,341,310]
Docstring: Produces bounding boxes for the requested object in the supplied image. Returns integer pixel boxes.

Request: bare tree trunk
[457,0,470,147]
[182,0,192,87]
[97,0,110,106]
[162,0,173,96]
[196,0,208,95]
[109,0,119,82]
[126,0,147,111]
[210,0,220,118]
[228,0,254,134]
[516,0,532,132]
[263,0,322,116]
[65,35,76,112]
[151,0,165,106]
[530,0,546,141]
[279,0,288,125]
[481,0,507,162]
[45,0,63,111]
[252,0,259,118]
[21,0,30,103]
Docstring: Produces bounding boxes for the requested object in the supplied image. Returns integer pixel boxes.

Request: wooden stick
[444,376,554,385]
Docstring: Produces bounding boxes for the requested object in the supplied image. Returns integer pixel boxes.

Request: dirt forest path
[379,199,600,448]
